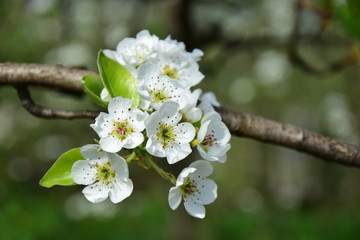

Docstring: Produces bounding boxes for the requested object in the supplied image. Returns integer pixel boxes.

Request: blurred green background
[1,0,360,239]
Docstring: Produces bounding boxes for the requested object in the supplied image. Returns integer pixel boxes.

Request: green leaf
[39,148,84,188]
[97,50,140,107]
[335,0,360,41]
[82,74,108,108]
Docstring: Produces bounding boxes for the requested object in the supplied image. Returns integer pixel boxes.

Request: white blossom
[195,111,231,163]
[155,53,204,88]
[145,101,195,164]
[72,144,133,203]
[157,35,203,62]
[103,30,159,70]
[91,97,148,153]
[168,160,217,219]
[137,63,190,110]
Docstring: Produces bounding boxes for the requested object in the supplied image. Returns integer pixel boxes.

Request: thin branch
[16,87,100,119]
[288,0,359,75]
[1,62,360,168]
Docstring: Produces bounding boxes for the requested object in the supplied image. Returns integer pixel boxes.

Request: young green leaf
[97,50,140,107]
[39,148,84,188]
[82,74,108,108]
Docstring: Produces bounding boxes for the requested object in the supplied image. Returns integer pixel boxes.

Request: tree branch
[1,62,360,168]
[216,107,360,168]
[0,62,97,94]
[15,86,100,119]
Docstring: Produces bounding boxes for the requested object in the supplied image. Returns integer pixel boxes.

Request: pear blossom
[168,160,217,219]
[103,30,159,69]
[72,144,133,203]
[145,101,195,164]
[137,63,190,110]
[155,54,204,88]
[157,35,204,62]
[195,111,231,163]
[91,97,147,153]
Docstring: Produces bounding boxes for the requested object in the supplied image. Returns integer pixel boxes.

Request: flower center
[200,134,217,152]
[156,123,176,148]
[150,87,170,103]
[163,65,179,79]
[111,120,134,140]
[96,162,116,185]
[180,177,199,198]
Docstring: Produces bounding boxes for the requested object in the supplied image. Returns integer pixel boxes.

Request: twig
[1,62,360,168]
[16,87,100,119]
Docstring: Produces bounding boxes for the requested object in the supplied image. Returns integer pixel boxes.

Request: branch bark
[1,62,360,168]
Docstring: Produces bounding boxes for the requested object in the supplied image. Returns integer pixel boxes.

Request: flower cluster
[71,30,231,219]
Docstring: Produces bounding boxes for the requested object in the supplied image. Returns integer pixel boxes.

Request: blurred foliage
[335,0,360,41]
[1,0,360,239]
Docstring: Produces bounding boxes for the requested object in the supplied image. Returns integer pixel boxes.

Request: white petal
[108,97,132,115]
[197,147,218,161]
[176,167,196,186]
[100,88,111,102]
[71,160,97,185]
[218,154,227,163]
[156,101,182,125]
[200,92,220,107]
[208,121,231,145]
[130,109,148,131]
[136,29,151,38]
[109,178,133,203]
[165,143,191,164]
[192,179,217,205]
[183,107,202,123]
[90,112,111,138]
[201,111,222,123]
[103,49,117,61]
[123,132,144,149]
[137,83,152,101]
[139,98,151,111]
[82,183,109,203]
[198,101,215,114]
[146,135,166,158]
[175,123,195,143]
[197,144,230,162]
[100,135,124,153]
[197,120,211,143]
[198,148,220,162]
[144,114,159,136]
[206,143,231,158]
[184,198,206,219]
[138,62,161,82]
[168,187,182,210]
[80,144,105,160]
[108,154,129,179]
[189,160,214,178]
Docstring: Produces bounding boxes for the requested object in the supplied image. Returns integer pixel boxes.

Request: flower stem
[138,150,176,185]
[124,151,137,163]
